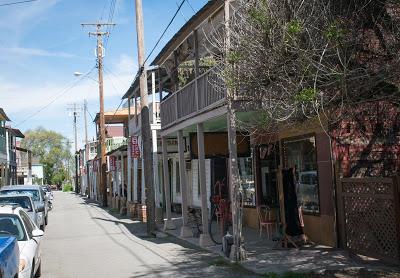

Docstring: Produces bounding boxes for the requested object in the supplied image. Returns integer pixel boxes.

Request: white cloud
[0,47,76,58]
[0,54,137,126]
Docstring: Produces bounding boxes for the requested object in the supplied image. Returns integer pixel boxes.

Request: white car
[0,195,42,227]
[0,204,43,278]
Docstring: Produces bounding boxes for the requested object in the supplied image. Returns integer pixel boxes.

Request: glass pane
[239,157,255,206]
[284,136,320,214]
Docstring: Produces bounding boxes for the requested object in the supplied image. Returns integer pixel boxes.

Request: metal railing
[160,67,226,128]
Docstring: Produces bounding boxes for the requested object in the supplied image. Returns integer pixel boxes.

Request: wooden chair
[257,206,277,239]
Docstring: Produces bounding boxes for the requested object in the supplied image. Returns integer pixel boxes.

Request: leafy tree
[21,127,72,185]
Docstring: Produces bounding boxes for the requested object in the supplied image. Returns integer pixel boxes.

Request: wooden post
[194,30,200,111]
[135,0,155,234]
[197,123,213,246]
[127,97,132,202]
[162,137,175,230]
[178,130,192,237]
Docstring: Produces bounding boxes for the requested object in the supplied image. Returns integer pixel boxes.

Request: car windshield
[0,214,26,241]
[0,197,33,212]
[0,190,40,202]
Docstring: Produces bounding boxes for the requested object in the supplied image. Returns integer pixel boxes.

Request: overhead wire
[14,66,97,128]
[0,0,38,7]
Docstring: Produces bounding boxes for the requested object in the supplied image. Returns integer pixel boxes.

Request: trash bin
[222,232,233,257]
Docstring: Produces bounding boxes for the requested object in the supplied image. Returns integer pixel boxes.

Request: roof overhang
[0,108,11,121]
[150,0,224,67]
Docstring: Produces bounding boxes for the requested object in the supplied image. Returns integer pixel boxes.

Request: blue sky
[0,0,207,148]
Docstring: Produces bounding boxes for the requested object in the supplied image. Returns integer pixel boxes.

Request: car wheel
[35,262,41,278]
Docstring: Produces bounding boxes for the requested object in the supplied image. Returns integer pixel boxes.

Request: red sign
[131,136,140,159]
[109,156,116,171]
[93,160,99,172]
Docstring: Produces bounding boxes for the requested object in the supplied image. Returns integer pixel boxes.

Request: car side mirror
[36,205,45,213]
[32,229,44,237]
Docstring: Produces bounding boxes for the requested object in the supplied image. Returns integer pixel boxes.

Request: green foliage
[21,127,71,185]
[227,50,241,64]
[178,56,216,88]
[248,0,269,30]
[295,88,317,103]
[62,183,73,192]
[324,22,345,42]
[287,20,302,36]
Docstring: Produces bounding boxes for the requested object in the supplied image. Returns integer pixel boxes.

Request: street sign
[131,136,140,159]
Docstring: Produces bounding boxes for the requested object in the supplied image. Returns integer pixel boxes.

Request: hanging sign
[131,136,141,159]
[109,156,116,171]
[93,159,99,172]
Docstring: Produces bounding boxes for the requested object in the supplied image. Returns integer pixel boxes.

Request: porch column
[152,70,161,219]
[178,130,191,237]
[197,123,213,246]
[133,158,138,202]
[162,136,175,230]
[152,130,160,210]
[127,97,132,202]
[121,152,125,198]
[141,155,145,203]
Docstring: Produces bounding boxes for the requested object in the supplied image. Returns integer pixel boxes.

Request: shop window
[239,156,255,207]
[283,136,320,214]
[259,144,280,208]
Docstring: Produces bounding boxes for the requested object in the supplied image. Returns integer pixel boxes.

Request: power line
[14,66,96,127]
[142,0,186,67]
[0,0,38,7]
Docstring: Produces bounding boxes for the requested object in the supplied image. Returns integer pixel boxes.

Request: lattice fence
[337,177,400,264]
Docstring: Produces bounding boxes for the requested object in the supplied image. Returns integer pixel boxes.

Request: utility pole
[84,99,89,197]
[67,103,80,193]
[134,0,156,234]
[83,99,89,162]
[82,22,115,207]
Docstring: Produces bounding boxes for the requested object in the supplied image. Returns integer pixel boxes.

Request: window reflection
[239,156,255,207]
[283,136,320,214]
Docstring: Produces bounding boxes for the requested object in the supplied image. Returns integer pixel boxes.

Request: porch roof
[6,127,24,138]
[106,144,127,156]
[93,108,131,124]
[0,108,11,121]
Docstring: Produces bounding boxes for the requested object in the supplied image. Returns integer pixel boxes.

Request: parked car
[0,195,42,227]
[40,186,53,211]
[0,205,43,278]
[0,236,19,278]
[0,186,48,231]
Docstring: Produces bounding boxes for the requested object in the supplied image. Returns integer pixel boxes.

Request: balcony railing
[106,137,126,153]
[161,67,226,128]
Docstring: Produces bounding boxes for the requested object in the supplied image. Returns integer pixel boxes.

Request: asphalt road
[41,191,258,278]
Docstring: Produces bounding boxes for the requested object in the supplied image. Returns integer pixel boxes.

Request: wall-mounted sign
[131,136,140,158]
[109,156,116,171]
[156,138,186,153]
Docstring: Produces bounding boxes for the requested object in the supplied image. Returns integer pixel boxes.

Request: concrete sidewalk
[158,215,400,276]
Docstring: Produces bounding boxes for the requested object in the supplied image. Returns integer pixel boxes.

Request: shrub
[62,184,73,192]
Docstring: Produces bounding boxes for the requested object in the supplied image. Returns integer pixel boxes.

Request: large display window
[238,156,255,207]
[283,136,320,214]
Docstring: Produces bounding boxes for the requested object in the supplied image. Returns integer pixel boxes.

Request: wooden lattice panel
[340,178,400,264]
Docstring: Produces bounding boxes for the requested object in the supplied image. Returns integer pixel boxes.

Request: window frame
[282,133,321,216]
[19,210,35,238]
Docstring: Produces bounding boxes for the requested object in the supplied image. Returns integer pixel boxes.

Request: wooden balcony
[160,68,226,129]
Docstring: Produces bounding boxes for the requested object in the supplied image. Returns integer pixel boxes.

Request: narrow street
[41,191,258,278]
